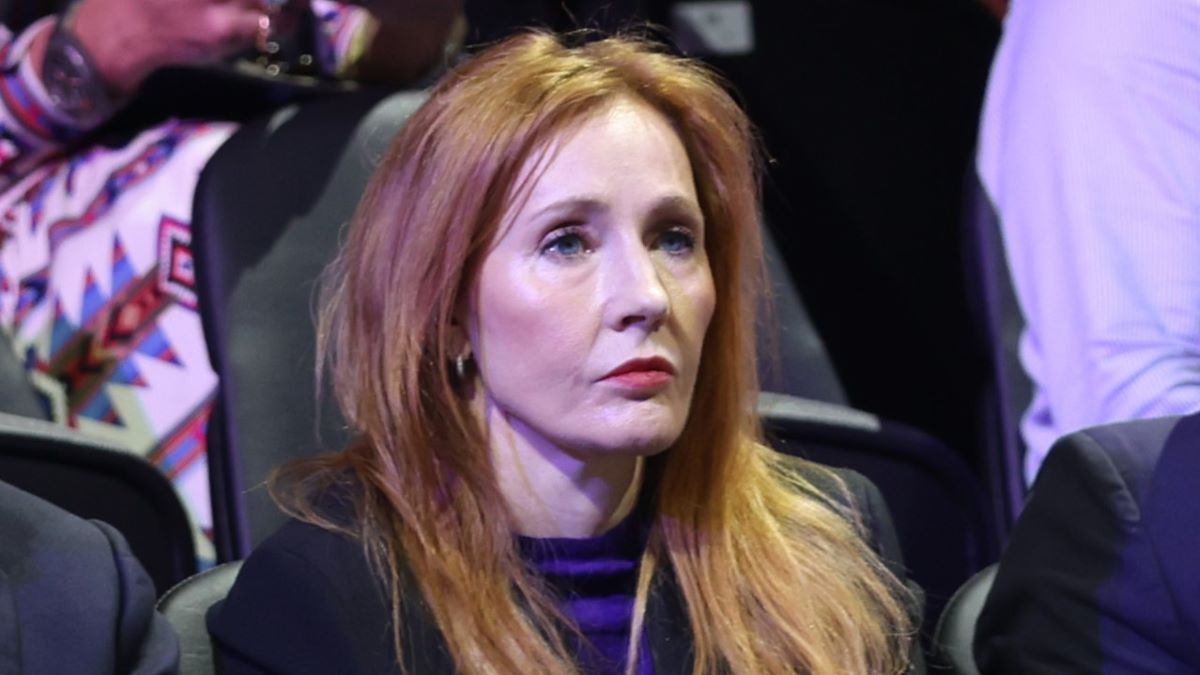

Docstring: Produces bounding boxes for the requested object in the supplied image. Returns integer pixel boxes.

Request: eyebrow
[528,197,607,220]
[650,195,705,224]
[529,194,704,223]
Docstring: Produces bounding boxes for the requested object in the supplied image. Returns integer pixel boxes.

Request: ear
[448,321,471,360]
[448,295,473,359]
[447,301,479,396]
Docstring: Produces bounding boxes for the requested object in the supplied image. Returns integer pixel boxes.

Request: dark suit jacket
[208,465,923,673]
[0,480,179,675]
[976,413,1200,674]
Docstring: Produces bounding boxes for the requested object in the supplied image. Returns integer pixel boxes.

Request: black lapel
[399,570,458,674]
[644,568,695,674]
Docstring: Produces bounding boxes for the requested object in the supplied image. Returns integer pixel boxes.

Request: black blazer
[976,413,1200,674]
[209,466,922,674]
[0,480,179,674]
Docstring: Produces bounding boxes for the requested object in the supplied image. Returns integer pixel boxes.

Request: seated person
[0,479,178,673]
[975,412,1200,673]
[0,0,463,560]
[207,31,923,674]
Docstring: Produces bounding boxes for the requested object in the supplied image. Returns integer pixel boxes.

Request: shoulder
[799,462,879,513]
[1038,414,1179,513]
[0,479,130,598]
[983,415,1181,577]
[213,514,379,622]
[975,414,1197,673]
[209,516,397,673]
[229,474,378,599]
[0,482,119,623]
[257,511,366,567]
[773,456,906,576]
[773,456,923,668]
[0,480,178,674]
[0,479,108,559]
[779,459,891,541]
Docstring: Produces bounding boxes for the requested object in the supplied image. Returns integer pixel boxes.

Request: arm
[91,521,181,675]
[979,0,1200,471]
[0,0,263,192]
[975,423,1191,673]
[0,481,180,674]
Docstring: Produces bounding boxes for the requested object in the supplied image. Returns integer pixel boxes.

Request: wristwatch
[41,16,121,129]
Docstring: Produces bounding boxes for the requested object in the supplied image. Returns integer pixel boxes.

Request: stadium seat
[930,563,997,675]
[0,411,196,594]
[962,167,1031,534]
[192,88,425,559]
[158,560,244,675]
[759,224,846,405]
[759,392,995,633]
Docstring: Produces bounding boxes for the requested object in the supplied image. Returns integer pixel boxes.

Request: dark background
[468,0,1001,466]
[3,0,1003,466]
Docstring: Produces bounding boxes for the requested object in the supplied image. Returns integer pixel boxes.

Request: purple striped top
[518,499,656,675]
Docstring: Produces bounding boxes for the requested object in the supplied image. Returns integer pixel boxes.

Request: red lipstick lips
[601,357,675,390]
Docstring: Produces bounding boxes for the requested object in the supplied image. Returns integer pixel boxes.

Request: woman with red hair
[209,31,920,674]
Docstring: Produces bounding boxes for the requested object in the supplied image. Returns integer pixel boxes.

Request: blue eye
[658,228,696,254]
[541,230,588,257]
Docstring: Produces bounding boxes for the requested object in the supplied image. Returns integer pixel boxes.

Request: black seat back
[759,224,846,405]
[962,168,1031,534]
[0,412,196,594]
[759,392,995,633]
[193,89,428,559]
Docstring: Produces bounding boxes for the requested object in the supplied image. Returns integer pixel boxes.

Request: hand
[67,0,274,96]
[347,0,464,84]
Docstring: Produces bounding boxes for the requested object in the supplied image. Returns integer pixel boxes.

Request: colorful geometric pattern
[0,8,363,564]
[0,119,236,565]
[158,216,198,310]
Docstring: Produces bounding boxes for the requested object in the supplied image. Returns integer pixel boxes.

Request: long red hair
[276,31,913,674]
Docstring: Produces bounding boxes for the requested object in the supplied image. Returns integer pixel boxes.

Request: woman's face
[467,100,716,460]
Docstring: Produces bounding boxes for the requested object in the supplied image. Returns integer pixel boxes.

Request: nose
[602,239,669,331]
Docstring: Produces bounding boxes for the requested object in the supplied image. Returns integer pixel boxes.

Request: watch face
[43,26,113,126]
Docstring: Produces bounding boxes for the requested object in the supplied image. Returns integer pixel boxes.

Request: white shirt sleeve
[978,0,1200,481]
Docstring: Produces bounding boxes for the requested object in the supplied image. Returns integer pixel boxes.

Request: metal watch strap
[41,15,120,129]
